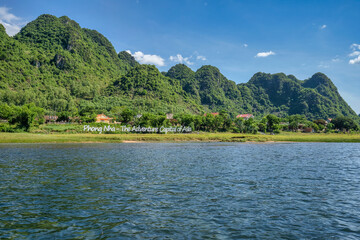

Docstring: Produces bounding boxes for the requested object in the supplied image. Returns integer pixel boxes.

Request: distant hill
[165,64,357,119]
[0,14,358,121]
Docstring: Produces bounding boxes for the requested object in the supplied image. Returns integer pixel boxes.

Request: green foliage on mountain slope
[166,64,244,114]
[166,64,358,120]
[118,51,139,68]
[106,64,204,114]
[0,14,358,122]
[243,72,357,119]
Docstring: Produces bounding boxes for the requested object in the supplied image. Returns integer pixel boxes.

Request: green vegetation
[1,132,360,143]
[0,103,44,131]
[1,102,358,135]
[0,14,359,126]
[332,116,359,132]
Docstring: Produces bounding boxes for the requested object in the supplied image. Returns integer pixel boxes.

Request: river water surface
[0,142,360,239]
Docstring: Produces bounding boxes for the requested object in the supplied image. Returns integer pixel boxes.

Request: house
[303,127,314,133]
[166,113,174,120]
[236,114,254,120]
[44,115,58,123]
[326,118,332,124]
[135,114,143,119]
[96,114,113,123]
[204,112,219,117]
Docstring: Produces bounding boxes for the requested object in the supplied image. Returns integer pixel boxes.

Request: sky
[0,0,359,113]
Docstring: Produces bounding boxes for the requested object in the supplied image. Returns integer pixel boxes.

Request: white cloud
[243,43,248,48]
[349,43,360,64]
[331,55,341,63]
[350,43,360,50]
[126,50,165,66]
[318,63,329,68]
[169,54,194,65]
[349,56,360,65]
[0,7,25,36]
[0,20,21,36]
[196,55,206,61]
[349,51,360,57]
[255,51,275,58]
[320,24,327,30]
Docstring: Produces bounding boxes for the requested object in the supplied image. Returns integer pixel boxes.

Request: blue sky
[1,0,359,113]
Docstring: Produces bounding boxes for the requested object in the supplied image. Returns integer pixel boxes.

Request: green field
[1,132,360,143]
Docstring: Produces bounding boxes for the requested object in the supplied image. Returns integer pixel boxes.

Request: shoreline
[1,132,360,143]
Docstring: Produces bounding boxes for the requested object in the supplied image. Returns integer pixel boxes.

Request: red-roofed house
[236,114,254,120]
[96,114,113,123]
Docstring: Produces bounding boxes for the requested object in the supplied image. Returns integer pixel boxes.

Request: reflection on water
[0,143,360,239]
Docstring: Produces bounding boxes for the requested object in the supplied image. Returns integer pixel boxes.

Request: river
[0,143,359,239]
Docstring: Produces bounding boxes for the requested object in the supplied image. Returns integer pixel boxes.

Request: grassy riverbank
[1,132,360,143]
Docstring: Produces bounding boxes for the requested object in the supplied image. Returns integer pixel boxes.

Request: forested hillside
[0,14,358,121]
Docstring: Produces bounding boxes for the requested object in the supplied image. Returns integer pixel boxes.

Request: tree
[266,114,280,132]
[57,111,70,122]
[332,116,359,132]
[193,115,203,131]
[257,117,267,133]
[244,118,258,133]
[136,113,156,127]
[317,124,325,132]
[234,117,244,133]
[109,106,123,121]
[287,114,307,132]
[258,122,266,132]
[326,122,334,132]
[213,115,224,132]
[176,113,193,127]
[80,114,96,123]
[150,114,167,128]
[120,108,135,123]
[9,105,36,131]
[289,121,298,132]
[288,114,306,124]
[203,114,215,131]
[0,103,15,119]
[79,105,95,116]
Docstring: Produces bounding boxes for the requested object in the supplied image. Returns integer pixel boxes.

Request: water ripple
[0,142,360,239]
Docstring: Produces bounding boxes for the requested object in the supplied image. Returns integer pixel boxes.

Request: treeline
[0,103,45,132]
[1,103,359,133]
[169,112,359,133]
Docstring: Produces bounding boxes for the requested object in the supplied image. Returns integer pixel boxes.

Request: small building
[204,112,219,117]
[44,115,58,123]
[96,114,113,123]
[303,127,314,133]
[166,113,174,120]
[326,118,332,124]
[135,114,143,119]
[236,114,254,120]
